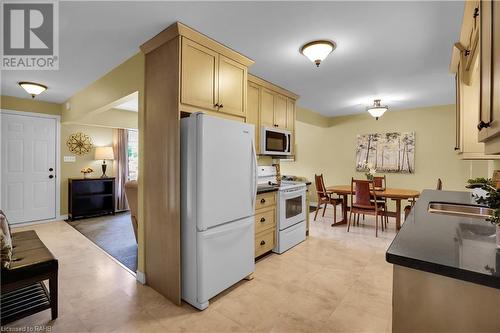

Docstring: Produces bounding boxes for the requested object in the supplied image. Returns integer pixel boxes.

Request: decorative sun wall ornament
[66,132,94,155]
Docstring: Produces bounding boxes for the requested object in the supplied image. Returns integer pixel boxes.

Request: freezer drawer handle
[260,198,266,204]
[260,240,266,246]
[260,217,266,223]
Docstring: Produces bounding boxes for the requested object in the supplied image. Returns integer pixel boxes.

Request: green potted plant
[466,178,500,248]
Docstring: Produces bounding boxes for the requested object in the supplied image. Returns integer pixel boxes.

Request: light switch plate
[64,156,76,162]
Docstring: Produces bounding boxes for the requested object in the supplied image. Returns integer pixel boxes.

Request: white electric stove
[257,166,307,253]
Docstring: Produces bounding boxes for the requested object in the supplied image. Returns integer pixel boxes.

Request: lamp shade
[94,146,114,160]
[367,99,388,120]
[19,81,47,98]
[300,40,336,67]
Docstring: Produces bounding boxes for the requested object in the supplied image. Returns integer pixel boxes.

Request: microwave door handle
[286,133,291,153]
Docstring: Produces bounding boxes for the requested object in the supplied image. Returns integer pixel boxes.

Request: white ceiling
[1,1,464,117]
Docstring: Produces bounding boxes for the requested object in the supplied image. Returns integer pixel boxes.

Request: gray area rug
[67,212,137,272]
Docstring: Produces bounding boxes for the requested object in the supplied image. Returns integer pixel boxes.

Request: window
[128,130,138,180]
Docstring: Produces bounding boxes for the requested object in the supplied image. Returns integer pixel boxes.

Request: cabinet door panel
[491,1,500,138]
[218,56,247,117]
[247,82,260,154]
[479,0,492,141]
[181,38,218,111]
[286,98,295,131]
[274,94,287,129]
[286,98,295,154]
[261,89,275,128]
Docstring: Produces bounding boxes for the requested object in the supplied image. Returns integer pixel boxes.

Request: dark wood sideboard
[67,178,115,221]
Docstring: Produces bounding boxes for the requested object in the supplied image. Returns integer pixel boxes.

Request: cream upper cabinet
[247,82,260,154]
[181,38,218,111]
[180,37,249,120]
[261,88,275,128]
[274,94,287,129]
[451,1,500,159]
[218,55,247,117]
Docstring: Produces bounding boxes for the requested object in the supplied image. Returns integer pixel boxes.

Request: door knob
[49,168,53,171]
[49,175,54,179]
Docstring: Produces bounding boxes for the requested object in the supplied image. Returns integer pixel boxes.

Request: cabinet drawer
[254,208,275,234]
[256,192,276,210]
[255,229,275,257]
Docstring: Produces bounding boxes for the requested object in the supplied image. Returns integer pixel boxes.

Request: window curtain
[113,128,129,211]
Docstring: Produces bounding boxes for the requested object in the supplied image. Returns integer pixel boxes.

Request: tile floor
[3,208,397,333]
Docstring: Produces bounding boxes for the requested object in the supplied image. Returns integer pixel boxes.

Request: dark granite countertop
[386,189,500,289]
[257,185,279,194]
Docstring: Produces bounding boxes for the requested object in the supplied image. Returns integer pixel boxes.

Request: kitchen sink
[428,202,494,220]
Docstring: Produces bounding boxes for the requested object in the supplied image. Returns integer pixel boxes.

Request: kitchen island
[386,190,500,333]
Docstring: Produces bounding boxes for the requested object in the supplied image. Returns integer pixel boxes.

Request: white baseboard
[10,216,67,229]
[136,270,146,284]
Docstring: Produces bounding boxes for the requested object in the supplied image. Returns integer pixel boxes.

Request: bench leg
[49,272,58,320]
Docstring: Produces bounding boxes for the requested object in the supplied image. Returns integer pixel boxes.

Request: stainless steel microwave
[261,127,292,155]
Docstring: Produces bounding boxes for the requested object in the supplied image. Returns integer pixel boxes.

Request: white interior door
[196,114,256,230]
[1,112,57,224]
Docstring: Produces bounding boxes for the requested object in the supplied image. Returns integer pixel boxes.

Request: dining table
[326,185,420,230]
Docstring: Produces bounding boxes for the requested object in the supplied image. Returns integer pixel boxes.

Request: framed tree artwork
[356,132,415,173]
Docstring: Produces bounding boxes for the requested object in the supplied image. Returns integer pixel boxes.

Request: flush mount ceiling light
[367,99,388,120]
[300,40,336,67]
[18,81,47,98]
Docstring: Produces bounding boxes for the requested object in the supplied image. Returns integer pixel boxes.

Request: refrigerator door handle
[251,138,258,208]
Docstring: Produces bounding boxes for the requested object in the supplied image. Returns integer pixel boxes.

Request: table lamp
[94,147,114,178]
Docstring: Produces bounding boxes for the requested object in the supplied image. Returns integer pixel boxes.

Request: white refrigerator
[181,113,257,310]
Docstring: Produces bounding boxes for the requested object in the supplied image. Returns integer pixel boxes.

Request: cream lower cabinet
[181,37,248,120]
[254,192,277,258]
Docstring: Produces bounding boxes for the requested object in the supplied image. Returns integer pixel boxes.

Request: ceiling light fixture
[18,81,47,99]
[367,99,388,120]
[300,40,336,67]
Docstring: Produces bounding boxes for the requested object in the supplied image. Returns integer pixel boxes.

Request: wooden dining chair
[348,178,386,237]
[372,176,388,227]
[436,178,443,190]
[314,174,343,223]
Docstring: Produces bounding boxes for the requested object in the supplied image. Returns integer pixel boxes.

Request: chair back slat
[351,178,374,207]
[373,176,386,190]
[315,174,328,199]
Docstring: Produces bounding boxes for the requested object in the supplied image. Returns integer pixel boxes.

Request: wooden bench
[1,230,58,325]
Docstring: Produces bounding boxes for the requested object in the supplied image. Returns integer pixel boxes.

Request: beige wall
[1,95,62,115]
[60,124,115,214]
[281,104,493,203]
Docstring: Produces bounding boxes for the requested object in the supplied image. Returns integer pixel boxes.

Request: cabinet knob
[49,175,54,179]
[260,240,266,246]
[473,7,479,18]
[477,121,491,131]
[49,167,53,172]
[260,198,266,204]
[214,103,219,108]
[454,147,460,151]
[219,104,223,109]
[260,217,266,223]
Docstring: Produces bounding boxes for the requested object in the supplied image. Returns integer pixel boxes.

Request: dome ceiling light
[367,99,388,120]
[18,81,47,99]
[300,40,336,67]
